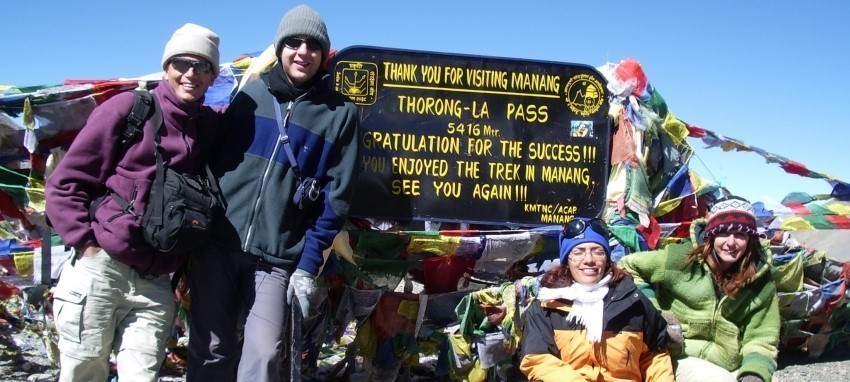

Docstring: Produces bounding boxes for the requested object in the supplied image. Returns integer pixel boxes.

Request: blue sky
[4,1,849,204]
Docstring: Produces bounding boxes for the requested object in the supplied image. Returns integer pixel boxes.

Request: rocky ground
[1,330,849,382]
[3,275,849,382]
[0,326,56,382]
[774,345,850,382]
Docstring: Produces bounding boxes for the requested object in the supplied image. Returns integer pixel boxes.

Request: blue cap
[559,218,611,264]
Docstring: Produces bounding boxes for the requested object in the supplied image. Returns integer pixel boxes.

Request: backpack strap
[91,91,162,221]
[121,90,155,150]
[147,95,167,228]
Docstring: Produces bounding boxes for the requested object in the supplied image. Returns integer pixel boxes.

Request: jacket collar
[156,78,204,117]
[261,62,327,103]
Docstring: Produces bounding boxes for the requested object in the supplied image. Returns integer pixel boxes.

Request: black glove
[662,312,684,345]
[739,375,764,382]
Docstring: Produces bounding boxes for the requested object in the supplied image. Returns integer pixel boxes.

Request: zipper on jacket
[183,121,192,156]
[243,100,292,250]
[699,294,725,358]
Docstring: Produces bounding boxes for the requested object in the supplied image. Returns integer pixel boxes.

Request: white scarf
[536,273,612,343]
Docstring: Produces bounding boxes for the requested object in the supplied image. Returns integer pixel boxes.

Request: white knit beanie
[274,4,330,60]
[161,23,221,76]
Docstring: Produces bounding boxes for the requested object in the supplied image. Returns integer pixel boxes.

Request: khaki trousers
[53,250,175,382]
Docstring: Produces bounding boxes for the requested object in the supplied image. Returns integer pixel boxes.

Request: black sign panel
[330,46,611,226]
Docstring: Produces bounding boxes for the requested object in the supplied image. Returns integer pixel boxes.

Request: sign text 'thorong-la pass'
[330,46,611,226]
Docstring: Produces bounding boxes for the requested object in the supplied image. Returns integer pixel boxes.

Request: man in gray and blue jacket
[187,5,359,382]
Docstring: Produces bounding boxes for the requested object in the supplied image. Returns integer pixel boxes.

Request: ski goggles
[562,218,609,239]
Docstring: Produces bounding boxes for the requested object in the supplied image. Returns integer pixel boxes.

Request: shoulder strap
[148,96,167,226]
[273,99,303,180]
[101,91,162,220]
[121,90,155,150]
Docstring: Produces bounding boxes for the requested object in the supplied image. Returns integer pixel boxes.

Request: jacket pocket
[53,287,87,344]
[99,172,153,224]
[713,320,743,366]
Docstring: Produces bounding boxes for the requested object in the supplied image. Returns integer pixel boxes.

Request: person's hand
[286,269,319,320]
[739,375,764,382]
[662,312,684,345]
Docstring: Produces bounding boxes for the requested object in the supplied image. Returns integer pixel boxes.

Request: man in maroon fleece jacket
[44,23,221,382]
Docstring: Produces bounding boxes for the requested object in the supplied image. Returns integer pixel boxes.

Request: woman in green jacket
[619,196,780,382]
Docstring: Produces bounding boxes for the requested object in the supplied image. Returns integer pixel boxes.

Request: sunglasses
[562,218,609,239]
[170,58,213,74]
[282,37,322,52]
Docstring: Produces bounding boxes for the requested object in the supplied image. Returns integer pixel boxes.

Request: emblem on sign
[334,61,378,105]
[564,74,605,117]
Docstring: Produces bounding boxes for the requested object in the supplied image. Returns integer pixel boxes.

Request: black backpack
[112,90,220,256]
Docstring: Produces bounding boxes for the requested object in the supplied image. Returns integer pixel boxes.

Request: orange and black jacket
[519,276,674,381]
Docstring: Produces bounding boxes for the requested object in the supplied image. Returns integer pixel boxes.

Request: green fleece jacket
[618,220,780,382]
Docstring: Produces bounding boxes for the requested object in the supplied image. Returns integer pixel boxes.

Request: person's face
[279,35,322,87]
[712,231,750,271]
[164,55,215,103]
[567,242,609,285]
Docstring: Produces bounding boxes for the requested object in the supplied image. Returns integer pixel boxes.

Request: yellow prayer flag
[653,197,685,217]
[780,217,815,231]
[661,112,689,145]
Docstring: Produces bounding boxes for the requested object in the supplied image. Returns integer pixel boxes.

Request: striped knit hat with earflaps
[704,196,758,237]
